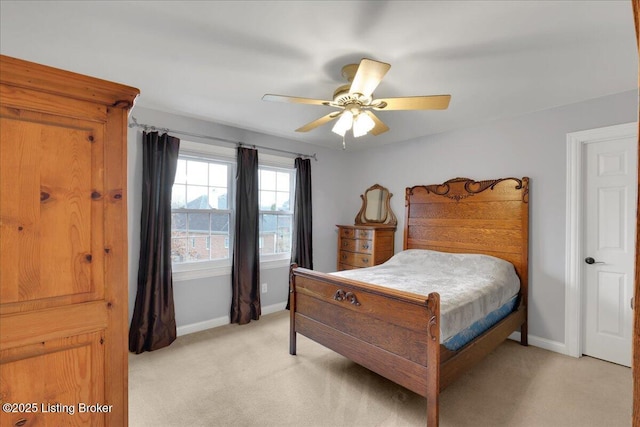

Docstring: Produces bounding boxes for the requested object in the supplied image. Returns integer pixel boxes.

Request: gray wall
[128,89,636,348]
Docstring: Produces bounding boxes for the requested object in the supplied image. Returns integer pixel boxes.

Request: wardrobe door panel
[0,109,105,313]
[0,332,106,427]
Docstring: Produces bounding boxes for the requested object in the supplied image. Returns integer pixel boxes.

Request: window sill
[172,264,232,282]
[172,257,292,282]
[260,257,292,270]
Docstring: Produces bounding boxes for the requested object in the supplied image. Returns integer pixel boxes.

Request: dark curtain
[129,131,180,354]
[231,147,261,324]
[288,157,313,309]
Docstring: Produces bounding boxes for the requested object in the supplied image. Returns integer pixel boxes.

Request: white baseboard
[508,332,571,356]
[262,301,288,315]
[176,302,287,337]
[177,316,229,337]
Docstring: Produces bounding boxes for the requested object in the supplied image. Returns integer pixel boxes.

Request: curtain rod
[128,116,318,161]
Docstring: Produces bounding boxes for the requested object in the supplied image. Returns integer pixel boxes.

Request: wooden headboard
[404,177,529,302]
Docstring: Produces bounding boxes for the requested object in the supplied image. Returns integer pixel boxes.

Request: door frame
[565,121,637,358]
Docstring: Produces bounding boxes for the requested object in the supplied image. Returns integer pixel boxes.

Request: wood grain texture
[335,225,395,270]
[0,84,107,122]
[291,176,529,426]
[296,293,429,364]
[0,114,100,303]
[0,332,105,427]
[633,1,640,425]
[102,105,130,425]
[0,301,108,349]
[404,177,530,316]
[295,314,432,396]
[0,55,139,108]
[0,55,137,427]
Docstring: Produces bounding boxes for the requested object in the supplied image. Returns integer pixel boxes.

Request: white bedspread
[330,249,520,343]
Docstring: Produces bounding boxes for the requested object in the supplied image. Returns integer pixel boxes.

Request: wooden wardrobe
[0,55,138,426]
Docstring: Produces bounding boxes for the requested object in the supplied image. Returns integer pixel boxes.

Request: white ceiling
[0,1,636,150]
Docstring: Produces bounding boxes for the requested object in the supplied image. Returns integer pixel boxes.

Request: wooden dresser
[0,55,138,426]
[336,225,395,270]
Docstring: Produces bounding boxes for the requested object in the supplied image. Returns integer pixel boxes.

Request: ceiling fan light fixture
[332,111,353,136]
[352,112,375,137]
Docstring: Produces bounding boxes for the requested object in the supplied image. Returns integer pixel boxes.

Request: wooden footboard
[289,265,442,426]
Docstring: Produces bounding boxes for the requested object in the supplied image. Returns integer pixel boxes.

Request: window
[258,166,295,261]
[170,141,296,277]
[171,155,233,268]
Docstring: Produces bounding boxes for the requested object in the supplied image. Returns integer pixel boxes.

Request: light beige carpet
[129,311,632,427]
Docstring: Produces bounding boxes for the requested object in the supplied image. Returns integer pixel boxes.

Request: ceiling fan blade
[372,95,451,111]
[364,111,389,136]
[262,94,331,106]
[349,58,391,98]
[295,112,342,132]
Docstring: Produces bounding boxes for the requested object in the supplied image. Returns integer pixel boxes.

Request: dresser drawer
[339,228,373,240]
[339,238,373,254]
[355,229,372,239]
[338,250,374,268]
[339,228,355,239]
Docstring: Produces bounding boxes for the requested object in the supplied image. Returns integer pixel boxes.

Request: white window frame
[258,163,296,267]
[171,141,296,279]
[172,141,236,280]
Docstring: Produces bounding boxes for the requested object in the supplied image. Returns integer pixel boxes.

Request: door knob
[585,257,604,265]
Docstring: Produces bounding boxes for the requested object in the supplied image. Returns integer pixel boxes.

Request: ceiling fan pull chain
[342,134,347,150]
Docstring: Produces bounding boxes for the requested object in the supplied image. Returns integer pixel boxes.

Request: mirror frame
[354,184,397,226]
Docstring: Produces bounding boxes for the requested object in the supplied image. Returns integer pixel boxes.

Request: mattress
[330,249,521,348]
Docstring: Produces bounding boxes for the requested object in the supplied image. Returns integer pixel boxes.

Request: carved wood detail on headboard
[406,177,529,203]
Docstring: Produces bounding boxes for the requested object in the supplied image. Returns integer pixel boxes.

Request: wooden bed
[288,177,529,426]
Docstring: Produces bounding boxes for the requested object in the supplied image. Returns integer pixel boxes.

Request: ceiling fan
[262,58,451,139]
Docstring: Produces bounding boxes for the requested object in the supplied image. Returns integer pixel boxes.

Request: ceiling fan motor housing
[333,84,372,107]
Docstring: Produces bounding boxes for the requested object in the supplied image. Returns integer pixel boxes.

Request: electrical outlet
[261,282,268,293]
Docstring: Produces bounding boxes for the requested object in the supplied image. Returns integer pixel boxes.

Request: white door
[583,131,637,367]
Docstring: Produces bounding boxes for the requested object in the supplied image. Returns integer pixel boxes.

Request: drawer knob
[362,258,369,263]
[362,243,369,249]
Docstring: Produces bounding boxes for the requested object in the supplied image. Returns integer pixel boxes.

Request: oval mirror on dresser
[355,183,397,225]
